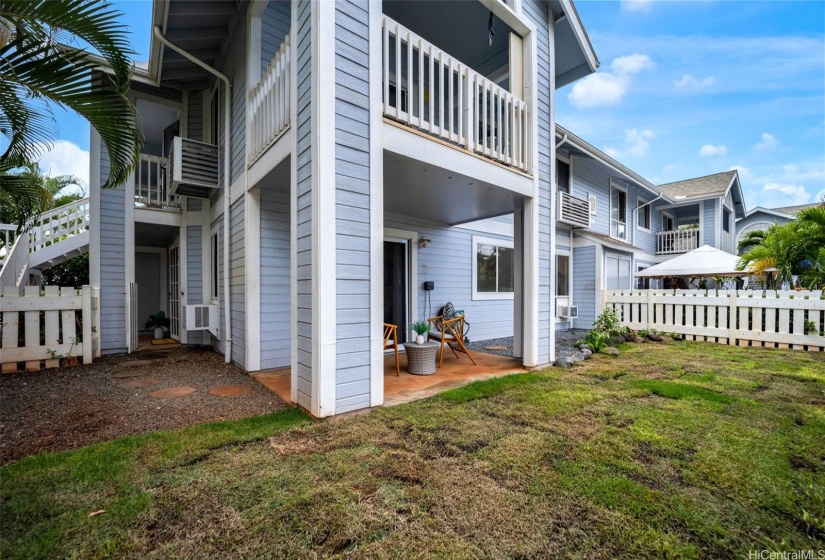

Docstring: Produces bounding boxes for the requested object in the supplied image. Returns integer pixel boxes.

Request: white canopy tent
[635,245,751,279]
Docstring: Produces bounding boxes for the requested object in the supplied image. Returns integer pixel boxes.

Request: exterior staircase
[0,198,90,288]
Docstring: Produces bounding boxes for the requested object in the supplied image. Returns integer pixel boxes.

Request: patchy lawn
[2,341,824,559]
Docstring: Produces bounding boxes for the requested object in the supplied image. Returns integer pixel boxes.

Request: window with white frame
[637,200,651,230]
[722,207,731,233]
[210,232,219,300]
[662,212,675,232]
[636,266,650,289]
[472,236,514,300]
[610,182,628,240]
[556,254,570,296]
[557,159,571,194]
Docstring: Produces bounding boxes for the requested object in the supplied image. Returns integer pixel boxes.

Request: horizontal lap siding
[523,0,551,363]
[385,213,514,342]
[335,0,371,413]
[260,185,291,369]
[262,0,291,73]
[295,0,313,410]
[573,246,596,329]
[99,140,127,353]
[704,199,716,247]
[186,224,204,345]
[571,156,610,236]
[230,198,246,368]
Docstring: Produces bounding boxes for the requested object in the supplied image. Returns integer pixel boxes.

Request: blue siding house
[81,0,601,417]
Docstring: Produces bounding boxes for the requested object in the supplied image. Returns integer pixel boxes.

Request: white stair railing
[249,35,291,164]
[28,198,91,253]
[382,16,529,173]
[0,234,29,288]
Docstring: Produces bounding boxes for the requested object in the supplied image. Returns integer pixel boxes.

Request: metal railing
[382,16,529,173]
[249,35,291,164]
[656,228,699,255]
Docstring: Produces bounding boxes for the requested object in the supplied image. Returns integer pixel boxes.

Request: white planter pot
[154,326,165,339]
[416,334,425,345]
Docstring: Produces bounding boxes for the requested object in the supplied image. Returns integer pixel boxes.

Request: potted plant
[410,320,429,345]
[145,311,170,340]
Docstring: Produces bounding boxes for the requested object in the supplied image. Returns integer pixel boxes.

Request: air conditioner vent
[556,305,579,319]
[169,137,219,198]
[184,304,218,334]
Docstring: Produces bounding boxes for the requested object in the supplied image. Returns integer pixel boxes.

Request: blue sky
[38,0,825,210]
[557,0,825,209]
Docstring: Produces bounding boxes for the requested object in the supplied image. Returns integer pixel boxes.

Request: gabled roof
[657,170,737,199]
[772,203,821,215]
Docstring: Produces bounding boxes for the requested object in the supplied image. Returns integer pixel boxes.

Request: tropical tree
[0,0,139,197]
[0,162,84,234]
[737,228,768,255]
[737,222,810,289]
[800,246,825,290]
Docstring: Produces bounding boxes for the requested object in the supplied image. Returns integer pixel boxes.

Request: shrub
[593,307,623,338]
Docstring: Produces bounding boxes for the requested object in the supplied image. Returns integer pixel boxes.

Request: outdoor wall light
[419,237,431,248]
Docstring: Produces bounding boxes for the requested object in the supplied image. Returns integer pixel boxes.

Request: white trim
[124,165,136,351]
[89,129,101,291]
[699,200,705,245]
[471,236,515,301]
[134,207,181,227]
[609,179,628,242]
[383,228,418,341]
[245,188,261,371]
[554,249,571,325]
[289,0,299,407]
[178,208,188,344]
[636,195,651,232]
[311,0,337,417]
[736,220,774,247]
[209,228,219,303]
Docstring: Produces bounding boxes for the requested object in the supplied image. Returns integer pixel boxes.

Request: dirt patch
[0,346,287,464]
[149,386,197,399]
[209,385,252,397]
[114,377,161,389]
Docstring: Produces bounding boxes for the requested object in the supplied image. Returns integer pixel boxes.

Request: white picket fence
[603,289,825,351]
[1,285,100,373]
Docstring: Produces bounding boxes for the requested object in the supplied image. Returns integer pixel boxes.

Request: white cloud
[781,163,824,183]
[699,144,727,157]
[610,54,655,75]
[621,0,654,12]
[673,74,715,89]
[753,132,779,151]
[751,182,818,208]
[568,54,654,108]
[36,141,89,194]
[605,128,656,159]
[729,165,753,182]
[568,73,628,108]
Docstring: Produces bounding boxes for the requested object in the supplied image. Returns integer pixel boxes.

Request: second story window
[637,201,651,230]
[610,183,627,240]
[722,208,731,233]
[557,160,570,194]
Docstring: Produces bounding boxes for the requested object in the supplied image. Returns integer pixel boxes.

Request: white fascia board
[557,0,599,73]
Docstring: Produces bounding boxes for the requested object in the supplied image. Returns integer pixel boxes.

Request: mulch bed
[0,346,287,464]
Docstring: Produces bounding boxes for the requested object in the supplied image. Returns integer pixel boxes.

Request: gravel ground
[467,329,591,360]
[0,346,287,464]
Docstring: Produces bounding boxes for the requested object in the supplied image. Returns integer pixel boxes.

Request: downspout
[153,27,234,363]
[634,192,664,245]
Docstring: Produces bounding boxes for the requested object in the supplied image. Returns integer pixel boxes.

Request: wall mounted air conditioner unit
[184,304,218,335]
[169,137,220,198]
[557,305,579,319]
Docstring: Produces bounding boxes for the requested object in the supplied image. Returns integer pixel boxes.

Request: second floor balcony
[657,228,699,255]
[381,15,530,175]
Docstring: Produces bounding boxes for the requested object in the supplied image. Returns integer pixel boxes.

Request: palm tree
[0,0,139,192]
[800,246,825,290]
[0,162,83,234]
[737,222,809,289]
[737,228,768,255]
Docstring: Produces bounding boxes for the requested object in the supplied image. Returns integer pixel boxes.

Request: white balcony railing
[657,228,699,255]
[249,35,291,164]
[558,192,590,228]
[135,154,178,208]
[382,16,529,173]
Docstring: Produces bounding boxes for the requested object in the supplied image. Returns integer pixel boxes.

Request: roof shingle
[658,170,737,199]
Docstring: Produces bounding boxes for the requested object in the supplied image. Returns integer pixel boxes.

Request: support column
[245,188,261,371]
[513,206,524,359]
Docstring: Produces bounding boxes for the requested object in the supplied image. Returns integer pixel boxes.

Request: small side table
[403,341,438,375]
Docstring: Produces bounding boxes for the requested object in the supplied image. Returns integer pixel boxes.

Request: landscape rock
[568,351,585,363]
[646,334,663,342]
[554,357,572,369]
[601,347,620,356]
[578,343,594,353]
[632,336,646,343]
[614,336,626,344]
[581,349,593,359]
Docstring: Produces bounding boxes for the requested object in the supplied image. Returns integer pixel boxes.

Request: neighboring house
[72,0,601,418]
[735,203,821,253]
[547,131,746,330]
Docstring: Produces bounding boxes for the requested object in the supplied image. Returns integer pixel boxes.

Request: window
[210,87,220,144]
[557,160,570,194]
[610,183,627,240]
[556,254,570,296]
[211,232,219,300]
[636,266,650,289]
[722,208,731,233]
[472,236,514,300]
[637,201,651,230]
[662,213,675,232]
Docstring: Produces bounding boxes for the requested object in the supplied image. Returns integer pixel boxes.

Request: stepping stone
[115,377,160,389]
[484,345,508,351]
[148,386,196,399]
[209,385,252,397]
[117,360,157,369]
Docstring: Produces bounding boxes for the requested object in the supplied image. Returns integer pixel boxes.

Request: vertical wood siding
[334,0,371,413]
[230,198,246,368]
[573,246,596,329]
[703,199,716,247]
[99,140,127,353]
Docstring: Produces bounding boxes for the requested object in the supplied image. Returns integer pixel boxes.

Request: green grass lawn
[2,341,824,559]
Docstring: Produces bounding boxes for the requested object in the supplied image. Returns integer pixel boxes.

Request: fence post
[82,285,92,365]
[646,289,654,330]
[728,290,738,345]
[92,287,101,358]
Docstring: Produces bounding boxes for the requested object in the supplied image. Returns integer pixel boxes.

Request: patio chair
[427,304,477,368]
[383,323,400,376]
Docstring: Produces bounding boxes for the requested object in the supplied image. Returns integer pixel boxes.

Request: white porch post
[513,206,524,359]
[547,11,557,363]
